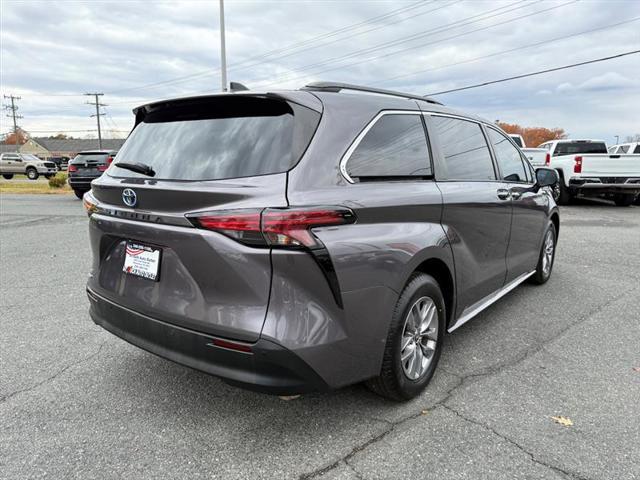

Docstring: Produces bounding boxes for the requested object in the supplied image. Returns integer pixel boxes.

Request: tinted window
[346,114,431,179]
[488,129,528,182]
[553,142,607,156]
[73,154,109,163]
[618,145,629,153]
[634,145,640,154]
[109,97,320,181]
[510,136,524,147]
[432,116,495,180]
[3,154,19,160]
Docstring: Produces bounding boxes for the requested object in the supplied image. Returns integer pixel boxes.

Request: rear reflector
[189,207,356,249]
[68,164,78,172]
[209,338,252,353]
[545,153,551,166]
[98,165,108,172]
[574,156,583,174]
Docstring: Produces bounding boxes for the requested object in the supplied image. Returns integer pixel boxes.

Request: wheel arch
[550,211,560,240]
[412,257,455,330]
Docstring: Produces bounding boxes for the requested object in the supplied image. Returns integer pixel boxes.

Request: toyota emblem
[122,188,137,207]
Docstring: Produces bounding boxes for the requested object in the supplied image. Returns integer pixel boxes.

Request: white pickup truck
[609,142,640,155]
[508,134,547,167]
[537,139,640,206]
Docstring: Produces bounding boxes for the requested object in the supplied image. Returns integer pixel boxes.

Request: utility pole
[219,0,228,92]
[3,94,23,152]
[85,93,106,149]
[614,135,619,145]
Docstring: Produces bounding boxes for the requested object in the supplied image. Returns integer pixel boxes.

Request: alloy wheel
[400,296,438,380]
[542,229,555,276]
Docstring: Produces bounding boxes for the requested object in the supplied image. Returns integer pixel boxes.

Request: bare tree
[624,134,640,142]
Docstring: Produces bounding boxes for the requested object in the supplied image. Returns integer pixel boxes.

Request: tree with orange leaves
[497,122,566,148]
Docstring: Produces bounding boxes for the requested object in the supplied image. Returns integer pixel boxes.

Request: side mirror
[535,167,558,188]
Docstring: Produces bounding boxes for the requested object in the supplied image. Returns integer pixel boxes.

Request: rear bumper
[87,287,330,395]
[569,179,640,195]
[68,176,98,190]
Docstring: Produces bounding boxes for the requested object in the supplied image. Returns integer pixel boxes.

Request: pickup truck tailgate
[580,154,640,176]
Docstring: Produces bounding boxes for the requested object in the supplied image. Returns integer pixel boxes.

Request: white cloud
[1,0,639,142]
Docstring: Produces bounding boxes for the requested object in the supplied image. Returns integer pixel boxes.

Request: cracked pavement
[1,194,639,479]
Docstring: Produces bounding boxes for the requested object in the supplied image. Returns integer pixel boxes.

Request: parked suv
[0,152,57,180]
[84,83,560,400]
[68,150,117,198]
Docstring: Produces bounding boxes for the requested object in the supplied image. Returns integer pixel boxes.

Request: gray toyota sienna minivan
[85,82,559,400]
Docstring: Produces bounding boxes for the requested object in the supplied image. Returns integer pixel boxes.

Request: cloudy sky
[1,0,639,144]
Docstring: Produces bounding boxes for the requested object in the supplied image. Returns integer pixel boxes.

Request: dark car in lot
[49,156,70,171]
[83,83,560,400]
[68,150,117,198]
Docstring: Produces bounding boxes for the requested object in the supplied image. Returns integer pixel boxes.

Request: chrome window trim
[339,110,424,184]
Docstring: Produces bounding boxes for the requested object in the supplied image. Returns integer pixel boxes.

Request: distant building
[12,137,126,159]
[0,137,125,159]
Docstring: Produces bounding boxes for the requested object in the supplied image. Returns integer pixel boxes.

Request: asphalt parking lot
[1,194,639,480]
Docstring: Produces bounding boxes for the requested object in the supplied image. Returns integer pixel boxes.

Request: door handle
[497,188,511,200]
[510,190,522,200]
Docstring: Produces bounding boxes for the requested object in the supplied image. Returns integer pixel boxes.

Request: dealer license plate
[123,242,161,281]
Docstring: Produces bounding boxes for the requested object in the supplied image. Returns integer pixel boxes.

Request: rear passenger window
[634,145,640,154]
[346,114,431,179]
[618,145,629,153]
[431,116,495,180]
[487,128,528,182]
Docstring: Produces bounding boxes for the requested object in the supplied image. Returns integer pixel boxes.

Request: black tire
[530,223,557,285]
[2,174,13,180]
[556,175,573,205]
[73,189,86,199]
[26,168,39,180]
[613,194,635,207]
[366,273,445,401]
[634,194,640,206]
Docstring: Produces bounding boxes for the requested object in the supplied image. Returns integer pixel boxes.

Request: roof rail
[302,81,443,105]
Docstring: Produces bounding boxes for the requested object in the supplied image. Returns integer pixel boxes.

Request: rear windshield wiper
[114,162,156,177]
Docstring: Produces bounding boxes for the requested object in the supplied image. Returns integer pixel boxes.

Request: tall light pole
[219,0,228,92]
[614,135,619,145]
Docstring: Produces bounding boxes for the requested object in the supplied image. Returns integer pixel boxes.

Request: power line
[372,16,640,86]
[85,93,106,149]
[253,0,576,89]
[104,0,443,96]
[3,94,24,152]
[426,50,640,96]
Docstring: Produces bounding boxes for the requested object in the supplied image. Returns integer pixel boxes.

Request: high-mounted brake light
[545,152,551,166]
[574,156,583,174]
[189,207,356,249]
[68,164,78,172]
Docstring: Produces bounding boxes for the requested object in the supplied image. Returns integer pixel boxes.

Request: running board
[447,271,535,333]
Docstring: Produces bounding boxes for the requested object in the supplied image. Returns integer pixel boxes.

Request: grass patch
[0,174,72,194]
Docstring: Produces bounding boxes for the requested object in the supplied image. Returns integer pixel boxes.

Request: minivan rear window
[109,96,320,181]
[553,142,607,156]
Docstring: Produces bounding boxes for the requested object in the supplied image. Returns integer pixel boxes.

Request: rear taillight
[189,207,356,249]
[97,165,108,172]
[82,191,98,215]
[106,156,114,165]
[545,153,551,166]
[574,156,583,173]
[68,164,78,173]
[262,208,354,248]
